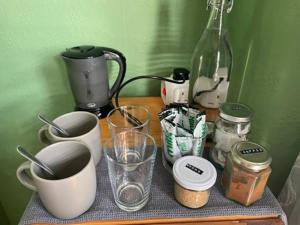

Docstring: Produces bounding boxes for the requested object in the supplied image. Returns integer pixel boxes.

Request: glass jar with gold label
[222,141,272,206]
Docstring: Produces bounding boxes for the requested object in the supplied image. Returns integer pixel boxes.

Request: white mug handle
[16,161,37,191]
[38,125,51,145]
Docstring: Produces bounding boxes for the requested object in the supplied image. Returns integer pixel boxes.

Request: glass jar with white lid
[172,156,217,208]
[211,102,253,167]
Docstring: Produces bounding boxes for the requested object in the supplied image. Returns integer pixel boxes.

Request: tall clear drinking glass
[104,131,157,212]
[106,105,151,136]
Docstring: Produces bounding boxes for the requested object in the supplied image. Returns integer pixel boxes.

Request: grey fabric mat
[19,150,287,225]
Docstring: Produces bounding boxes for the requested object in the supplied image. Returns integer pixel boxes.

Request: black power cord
[194,77,224,100]
[114,75,186,126]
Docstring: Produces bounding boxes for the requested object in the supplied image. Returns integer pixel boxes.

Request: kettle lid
[62,46,104,59]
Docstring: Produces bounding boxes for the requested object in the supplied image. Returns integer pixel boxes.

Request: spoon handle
[38,114,70,137]
[16,146,56,177]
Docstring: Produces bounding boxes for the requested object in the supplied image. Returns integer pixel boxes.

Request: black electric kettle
[62,46,126,118]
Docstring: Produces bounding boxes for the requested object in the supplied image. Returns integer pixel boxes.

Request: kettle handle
[102,47,127,99]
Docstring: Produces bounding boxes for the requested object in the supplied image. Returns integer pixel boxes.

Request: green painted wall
[227,0,300,195]
[0,0,299,224]
[0,202,10,225]
[0,1,207,224]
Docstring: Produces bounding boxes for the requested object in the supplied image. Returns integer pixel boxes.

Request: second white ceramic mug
[38,111,101,165]
[16,141,97,219]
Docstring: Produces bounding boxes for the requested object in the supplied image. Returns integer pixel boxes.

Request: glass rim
[106,105,151,129]
[104,130,157,166]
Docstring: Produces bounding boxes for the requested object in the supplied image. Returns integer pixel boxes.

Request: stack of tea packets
[159,104,206,164]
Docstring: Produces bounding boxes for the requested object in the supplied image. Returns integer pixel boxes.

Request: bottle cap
[220,102,252,123]
[207,0,234,13]
[231,141,272,172]
[172,68,190,81]
[173,156,217,191]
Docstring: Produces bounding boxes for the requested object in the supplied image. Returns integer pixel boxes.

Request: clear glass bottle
[211,102,253,167]
[189,0,233,108]
[222,141,272,206]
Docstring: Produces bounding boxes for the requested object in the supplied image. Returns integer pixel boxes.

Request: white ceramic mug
[38,111,101,165]
[16,141,97,219]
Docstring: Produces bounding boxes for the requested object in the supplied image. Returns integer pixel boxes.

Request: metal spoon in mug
[16,146,58,178]
[38,113,70,137]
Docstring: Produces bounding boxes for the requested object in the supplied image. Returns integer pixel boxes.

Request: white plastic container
[161,68,190,105]
[172,156,217,208]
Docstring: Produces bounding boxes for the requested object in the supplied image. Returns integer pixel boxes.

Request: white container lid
[173,156,217,191]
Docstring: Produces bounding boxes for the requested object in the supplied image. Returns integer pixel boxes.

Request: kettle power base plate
[75,102,114,119]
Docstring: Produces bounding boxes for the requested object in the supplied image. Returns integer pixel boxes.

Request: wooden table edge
[30,214,283,225]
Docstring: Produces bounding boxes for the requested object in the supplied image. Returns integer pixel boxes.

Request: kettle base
[75,102,114,119]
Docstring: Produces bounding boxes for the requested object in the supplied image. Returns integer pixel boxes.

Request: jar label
[186,163,203,175]
[240,148,263,155]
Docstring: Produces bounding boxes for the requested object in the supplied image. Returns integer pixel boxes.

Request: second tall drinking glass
[106,105,151,136]
[104,131,157,212]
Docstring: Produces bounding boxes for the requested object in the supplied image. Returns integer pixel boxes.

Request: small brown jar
[222,141,272,206]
